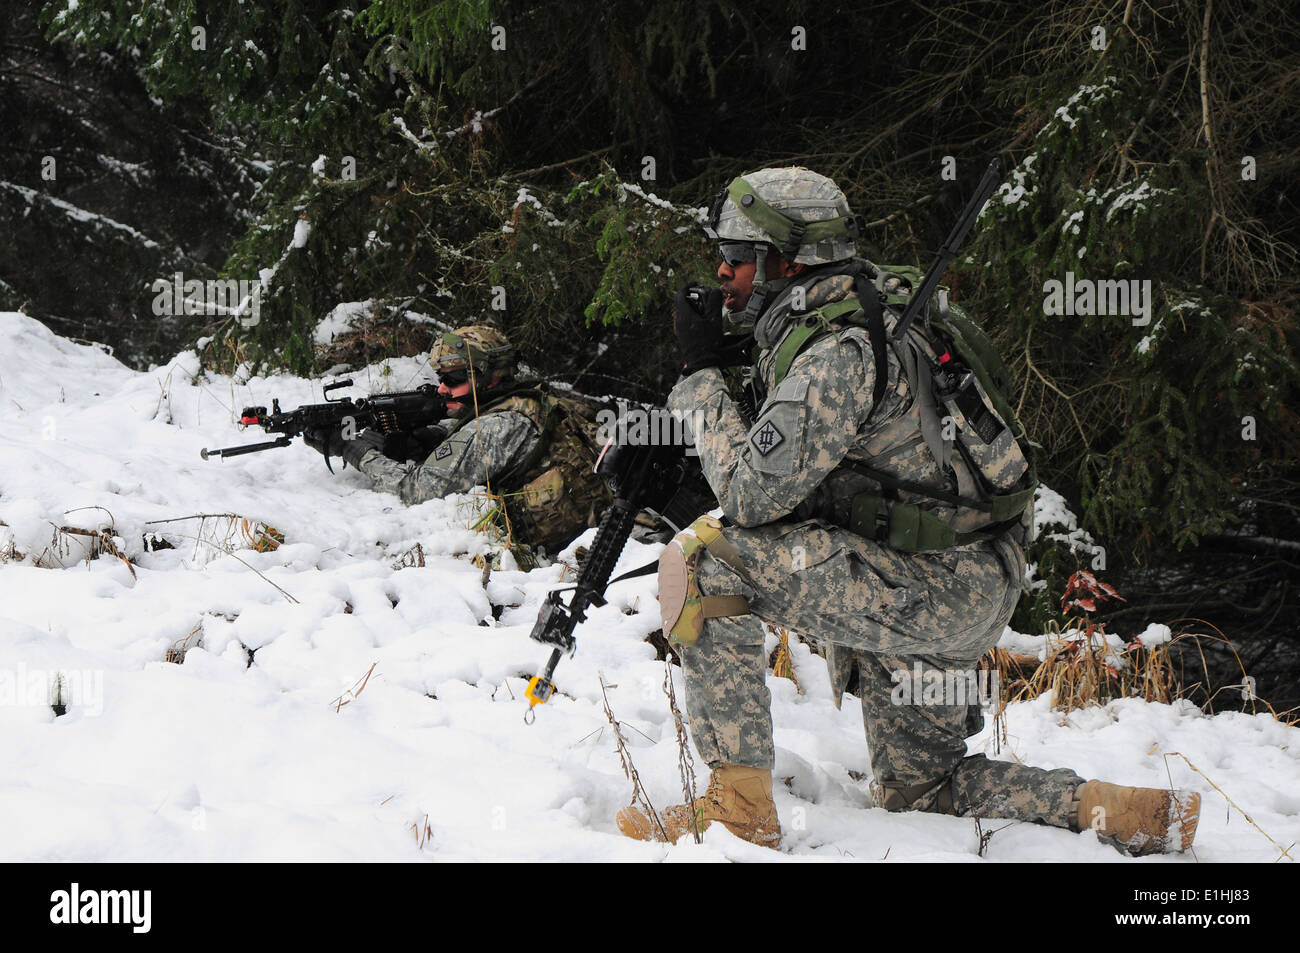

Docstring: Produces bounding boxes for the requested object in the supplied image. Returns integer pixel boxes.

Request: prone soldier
[306,325,610,553]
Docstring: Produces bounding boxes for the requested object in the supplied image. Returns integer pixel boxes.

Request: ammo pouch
[843,477,1033,553]
[849,492,961,553]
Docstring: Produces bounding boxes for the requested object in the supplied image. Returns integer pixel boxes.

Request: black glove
[339,429,388,468]
[303,426,347,459]
[674,284,726,374]
[373,425,448,462]
[408,424,449,460]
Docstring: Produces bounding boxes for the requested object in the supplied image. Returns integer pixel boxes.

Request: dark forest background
[3,0,1297,708]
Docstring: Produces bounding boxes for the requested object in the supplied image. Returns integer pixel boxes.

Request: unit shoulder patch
[751,420,785,456]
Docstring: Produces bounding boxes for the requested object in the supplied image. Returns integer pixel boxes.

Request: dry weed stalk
[767,624,801,692]
[410,813,434,850]
[1162,751,1294,863]
[1162,617,1286,719]
[974,817,1014,858]
[166,621,204,664]
[391,542,426,569]
[331,662,378,712]
[0,519,23,563]
[25,507,139,578]
[143,513,297,603]
[38,525,138,579]
[981,651,1011,756]
[182,535,298,602]
[143,512,284,558]
[663,660,701,844]
[599,674,668,842]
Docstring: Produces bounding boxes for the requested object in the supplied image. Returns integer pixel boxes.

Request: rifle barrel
[200,436,292,460]
[892,158,1002,341]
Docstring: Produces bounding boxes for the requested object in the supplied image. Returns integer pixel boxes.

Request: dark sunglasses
[439,368,469,387]
[718,242,762,267]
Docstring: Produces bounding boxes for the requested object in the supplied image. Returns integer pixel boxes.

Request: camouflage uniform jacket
[666,267,1026,705]
[356,386,611,551]
[355,391,545,506]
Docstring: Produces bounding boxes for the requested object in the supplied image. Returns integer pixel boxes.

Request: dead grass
[767,624,802,693]
[165,621,204,664]
[391,542,426,569]
[0,519,23,563]
[600,674,668,842]
[331,662,378,713]
[410,813,434,850]
[197,331,255,378]
[663,660,701,844]
[464,491,536,570]
[143,513,284,558]
[312,305,443,373]
[44,526,139,579]
[995,572,1181,712]
[990,570,1289,724]
[15,508,140,578]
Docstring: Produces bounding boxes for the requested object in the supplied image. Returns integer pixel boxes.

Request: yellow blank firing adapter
[523,647,564,724]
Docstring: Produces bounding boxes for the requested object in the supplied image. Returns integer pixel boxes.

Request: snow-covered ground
[1,312,1296,862]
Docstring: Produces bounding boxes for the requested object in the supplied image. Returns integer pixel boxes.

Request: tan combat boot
[615,764,781,849]
[1076,780,1201,856]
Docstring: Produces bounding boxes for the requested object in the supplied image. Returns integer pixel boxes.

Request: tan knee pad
[658,516,751,646]
[875,776,958,815]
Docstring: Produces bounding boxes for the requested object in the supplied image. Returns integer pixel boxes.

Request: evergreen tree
[21,0,1300,690]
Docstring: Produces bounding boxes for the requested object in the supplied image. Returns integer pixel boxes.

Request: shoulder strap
[772,312,836,386]
[770,292,889,421]
[769,289,883,387]
[853,274,889,422]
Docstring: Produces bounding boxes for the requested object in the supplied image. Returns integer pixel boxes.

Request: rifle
[200,378,449,471]
[891,157,1002,342]
[523,435,714,723]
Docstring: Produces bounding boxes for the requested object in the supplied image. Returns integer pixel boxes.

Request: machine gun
[200,379,449,471]
[523,434,715,723]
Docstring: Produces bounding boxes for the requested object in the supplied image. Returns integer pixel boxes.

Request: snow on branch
[389,65,556,155]
[391,116,436,153]
[0,179,174,254]
[614,180,709,225]
[254,214,312,299]
[442,106,504,139]
[390,106,506,154]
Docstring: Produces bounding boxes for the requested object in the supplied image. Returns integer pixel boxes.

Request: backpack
[768,263,1037,552]
[448,385,614,552]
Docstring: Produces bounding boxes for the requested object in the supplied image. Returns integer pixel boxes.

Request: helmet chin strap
[740,244,794,324]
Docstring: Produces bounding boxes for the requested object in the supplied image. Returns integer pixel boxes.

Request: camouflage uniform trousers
[679,517,1083,828]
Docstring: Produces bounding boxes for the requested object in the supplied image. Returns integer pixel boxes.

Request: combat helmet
[705,167,864,321]
[430,325,517,382]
